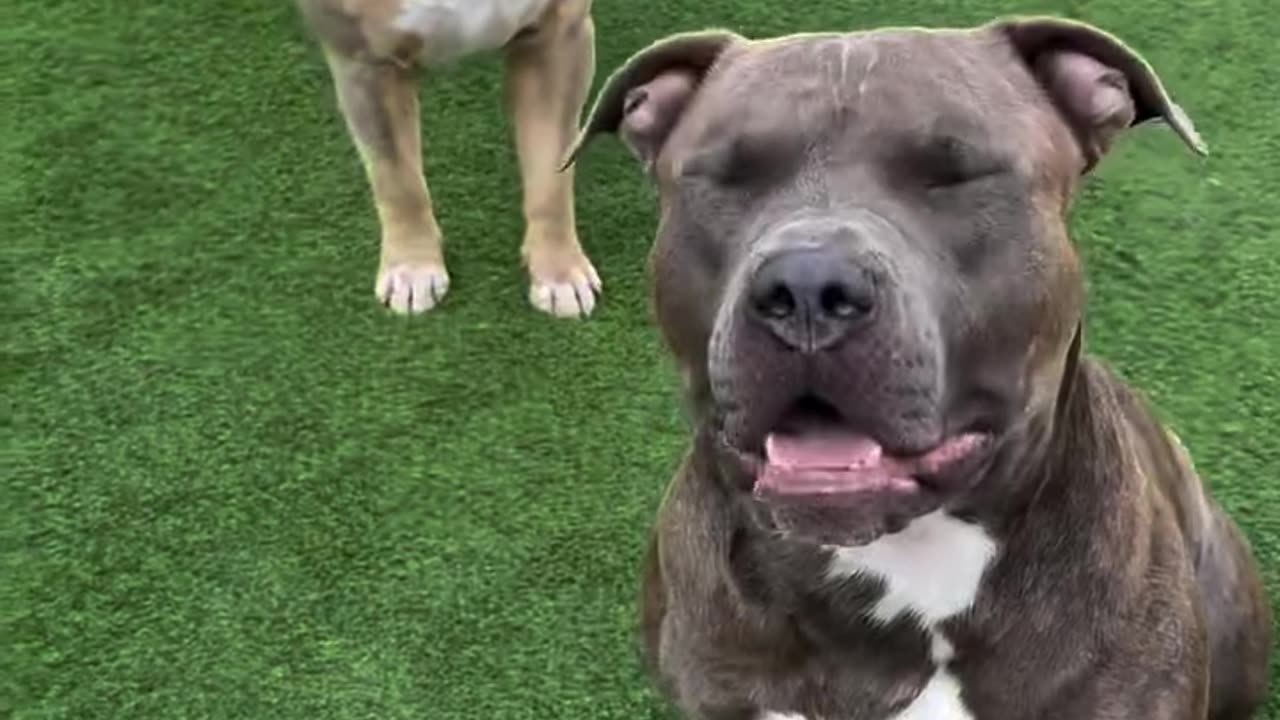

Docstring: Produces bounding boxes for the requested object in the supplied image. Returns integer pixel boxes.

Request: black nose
[748,248,878,352]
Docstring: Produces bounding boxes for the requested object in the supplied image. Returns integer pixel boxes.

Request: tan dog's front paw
[526,245,602,319]
[376,262,450,314]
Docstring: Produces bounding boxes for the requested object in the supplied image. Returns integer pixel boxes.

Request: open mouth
[753,395,992,504]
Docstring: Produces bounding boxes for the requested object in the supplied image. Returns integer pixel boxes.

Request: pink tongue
[758,428,916,497]
[765,428,884,469]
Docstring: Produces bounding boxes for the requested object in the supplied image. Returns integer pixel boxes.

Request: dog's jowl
[297,0,600,317]
[570,16,1272,720]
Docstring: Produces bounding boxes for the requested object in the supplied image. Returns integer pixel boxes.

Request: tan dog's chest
[385,0,553,64]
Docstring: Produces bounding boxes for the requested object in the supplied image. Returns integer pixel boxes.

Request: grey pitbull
[567,15,1272,720]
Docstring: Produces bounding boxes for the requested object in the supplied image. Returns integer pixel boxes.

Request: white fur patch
[888,668,971,720]
[930,633,956,664]
[826,510,997,625]
[392,0,552,64]
[883,632,971,719]
[759,714,807,720]
[824,511,997,720]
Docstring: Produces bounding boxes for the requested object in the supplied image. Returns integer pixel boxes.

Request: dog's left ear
[995,17,1206,172]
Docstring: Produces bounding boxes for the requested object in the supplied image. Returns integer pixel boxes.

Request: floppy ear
[561,29,744,171]
[995,17,1206,173]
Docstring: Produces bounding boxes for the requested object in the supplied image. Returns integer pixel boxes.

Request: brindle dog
[569,16,1271,720]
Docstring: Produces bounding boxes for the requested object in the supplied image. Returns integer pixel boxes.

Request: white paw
[375,263,450,314]
[529,262,602,318]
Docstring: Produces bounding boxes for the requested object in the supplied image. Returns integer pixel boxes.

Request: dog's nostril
[820,282,873,319]
[757,283,797,319]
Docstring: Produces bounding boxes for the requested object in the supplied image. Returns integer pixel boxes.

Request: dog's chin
[756,490,944,547]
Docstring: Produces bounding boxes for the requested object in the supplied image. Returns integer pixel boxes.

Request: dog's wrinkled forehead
[667,30,1056,175]
[568,17,1207,183]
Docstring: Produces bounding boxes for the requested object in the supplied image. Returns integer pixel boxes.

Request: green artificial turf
[4,0,1278,717]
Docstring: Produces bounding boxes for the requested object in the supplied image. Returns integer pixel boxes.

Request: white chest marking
[826,510,997,625]
[825,511,998,720]
[392,0,552,65]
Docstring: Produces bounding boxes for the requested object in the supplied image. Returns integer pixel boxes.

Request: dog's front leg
[504,0,600,318]
[324,49,448,314]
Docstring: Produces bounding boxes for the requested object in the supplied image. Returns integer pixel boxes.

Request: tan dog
[297,0,600,317]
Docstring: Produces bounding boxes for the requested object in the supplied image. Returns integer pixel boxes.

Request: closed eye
[679,133,802,188]
[924,162,1008,189]
[912,135,1010,189]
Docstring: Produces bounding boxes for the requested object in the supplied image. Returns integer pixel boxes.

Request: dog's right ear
[561,30,743,171]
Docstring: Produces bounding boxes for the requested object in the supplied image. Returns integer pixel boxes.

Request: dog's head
[570,17,1204,545]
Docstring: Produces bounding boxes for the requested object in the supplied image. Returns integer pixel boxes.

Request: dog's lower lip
[909,431,994,487]
[717,417,997,496]
[751,427,993,499]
